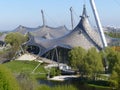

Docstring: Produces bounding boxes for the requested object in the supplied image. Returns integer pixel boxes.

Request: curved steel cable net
[26,14,103,56]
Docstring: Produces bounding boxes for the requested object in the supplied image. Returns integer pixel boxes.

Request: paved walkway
[16,53,37,61]
[48,75,79,81]
[15,53,57,64]
[37,57,57,64]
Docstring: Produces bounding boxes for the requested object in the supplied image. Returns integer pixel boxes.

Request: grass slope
[3,60,47,79]
[0,64,21,90]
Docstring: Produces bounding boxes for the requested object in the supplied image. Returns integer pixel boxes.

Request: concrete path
[16,53,37,61]
[48,75,79,81]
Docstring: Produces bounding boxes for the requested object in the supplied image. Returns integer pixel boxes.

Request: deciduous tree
[85,48,104,80]
[5,32,27,58]
[69,47,87,74]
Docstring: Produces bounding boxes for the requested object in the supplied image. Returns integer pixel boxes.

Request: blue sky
[0,0,120,31]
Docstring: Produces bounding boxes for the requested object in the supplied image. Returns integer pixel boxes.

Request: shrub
[16,71,38,90]
[109,80,118,89]
[0,64,20,90]
[50,67,61,77]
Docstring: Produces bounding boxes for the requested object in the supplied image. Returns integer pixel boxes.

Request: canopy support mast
[90,0,108,71]
[41,10,45,27]
[90,0,107,48]
[70,7,74,30]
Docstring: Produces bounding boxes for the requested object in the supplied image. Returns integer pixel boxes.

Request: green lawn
[88,84,111,89]
[3,60,112,90]
[3,60,47,79]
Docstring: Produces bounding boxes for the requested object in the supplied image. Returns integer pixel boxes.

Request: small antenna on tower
[41,10,45,27]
